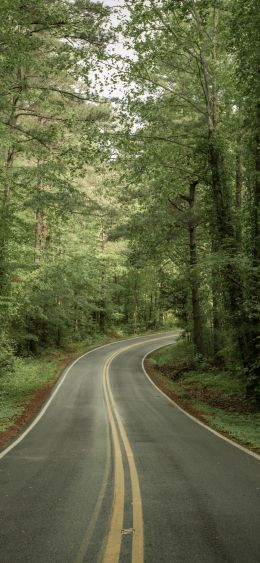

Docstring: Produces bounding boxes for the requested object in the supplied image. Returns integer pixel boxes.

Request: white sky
[92,0,132,99]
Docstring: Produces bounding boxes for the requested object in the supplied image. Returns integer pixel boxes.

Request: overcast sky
[91,0,131,99]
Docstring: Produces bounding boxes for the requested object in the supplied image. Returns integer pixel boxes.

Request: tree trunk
[245,103,260,401]
[188,181,204,355]
[0,70,23,292]
[99,300,106,333]
[209,134,254,361]
[0,146,15,292]
[197,15,252,365]
[35,208,45,261]
[235,148,242,245]
[211,236,224,364]
[99,225,107,333]
[253,102,260,266]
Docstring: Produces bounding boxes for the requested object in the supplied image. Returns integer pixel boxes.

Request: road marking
[121,528,135,535]
[102,336,174,563]
[73,409,111,563]
[0,333,175,561]
[142,347,260,462]
[102,353,125,563]
[73,332,259,563]
[104,350,144,563]
[0,332,174,460]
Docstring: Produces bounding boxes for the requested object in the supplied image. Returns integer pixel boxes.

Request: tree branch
[135,134,195,149]
[178,193,191,203]
[15,111,66,122]
[168,198,184,212]
[24,85,108,104]
[1,120,49,148]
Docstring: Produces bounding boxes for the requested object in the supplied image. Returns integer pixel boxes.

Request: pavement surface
[0,332,259,563]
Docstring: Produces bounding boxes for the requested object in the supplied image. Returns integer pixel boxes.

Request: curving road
[0,333,259,563]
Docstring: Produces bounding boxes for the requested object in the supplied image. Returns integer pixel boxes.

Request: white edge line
[0,331,175,460]
[141,343,260,462]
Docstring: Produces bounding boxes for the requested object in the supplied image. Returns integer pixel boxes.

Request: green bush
[0,337,15,378]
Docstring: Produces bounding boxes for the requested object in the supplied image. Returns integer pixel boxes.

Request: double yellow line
[74,335,172,563]
[102,347,144,563]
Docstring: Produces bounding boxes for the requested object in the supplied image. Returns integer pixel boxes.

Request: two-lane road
[0,333,259,562]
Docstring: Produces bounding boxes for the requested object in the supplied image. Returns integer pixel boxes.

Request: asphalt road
[0,333,259,563]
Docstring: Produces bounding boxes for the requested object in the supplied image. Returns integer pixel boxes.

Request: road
[0,333,259,563]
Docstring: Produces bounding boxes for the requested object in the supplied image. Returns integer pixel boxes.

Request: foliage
[0,0,259,408]
[0,333,15,378]
[106,0,260,400]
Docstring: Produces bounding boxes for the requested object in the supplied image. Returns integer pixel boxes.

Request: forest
[0,0,259,407]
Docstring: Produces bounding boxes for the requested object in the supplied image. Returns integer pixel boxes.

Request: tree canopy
[0,0,259,402]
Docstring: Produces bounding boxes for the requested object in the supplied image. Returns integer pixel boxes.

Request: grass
[153,340,195,368]
[149,340,260,452]
[0,354,69,432]
[202,408,260,449]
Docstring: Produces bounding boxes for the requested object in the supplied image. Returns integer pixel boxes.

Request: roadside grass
[198,405,260,449]
[149,341,260,452]
[153,340,195,369]
[0,356,60,431]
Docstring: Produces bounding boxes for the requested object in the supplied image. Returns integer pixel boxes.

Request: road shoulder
[143,352,260,459]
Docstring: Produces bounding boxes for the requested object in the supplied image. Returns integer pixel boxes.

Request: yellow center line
[102,354,125,563]
[105,358,144,563]
[102,335,172,563]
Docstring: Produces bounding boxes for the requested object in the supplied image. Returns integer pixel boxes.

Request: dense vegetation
[0,1,259,405]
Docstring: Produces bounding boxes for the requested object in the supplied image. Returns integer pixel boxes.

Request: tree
[0,0,111,356]
[106,0,259,396]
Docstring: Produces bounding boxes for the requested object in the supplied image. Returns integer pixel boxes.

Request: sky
[91,0,131,99]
